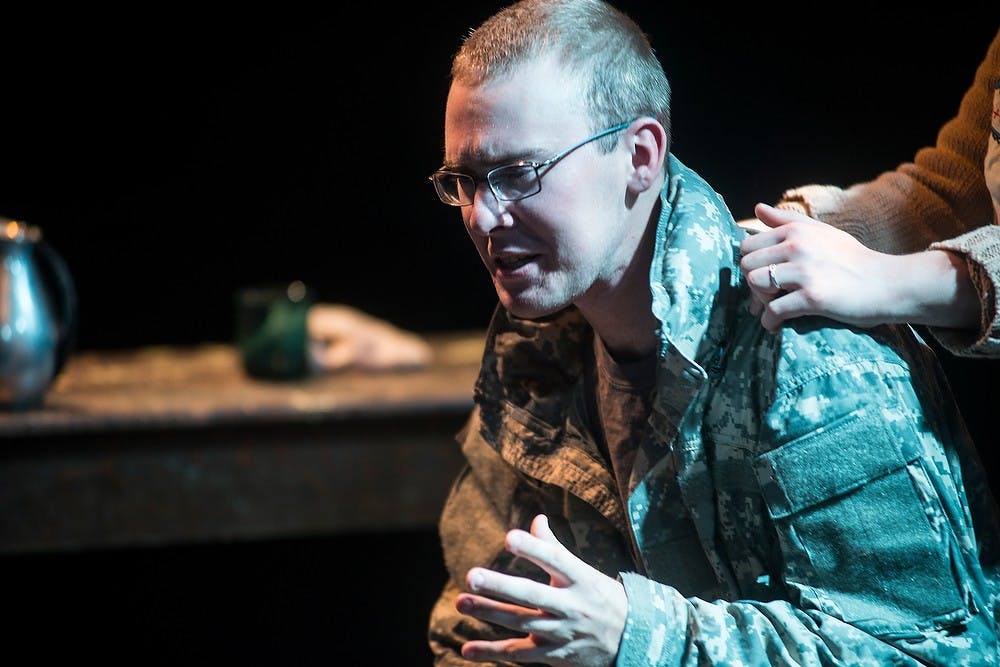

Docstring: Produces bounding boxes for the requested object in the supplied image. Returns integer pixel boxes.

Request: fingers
[456,514,626,666]
[456,567,564,652]
[455,588,555,632]
[458,515,573,619]
[456,589,546,619]
[739,203,812,256]
[739,203,790,244]
[461,635,546,664]
[511,515,577,587]
[746,262,813,332]
[745,261,796,297]
[464,564,560,616]
[753,201,806,226]
[737,217,769,234]
[759,289,815,332]
[529,513,556,542]
[740,228,782,256]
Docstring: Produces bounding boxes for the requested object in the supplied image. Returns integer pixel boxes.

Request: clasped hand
[456,514,628,667]
[739,203,905,331]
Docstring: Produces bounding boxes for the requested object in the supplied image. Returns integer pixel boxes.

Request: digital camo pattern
[430,155,1000,666]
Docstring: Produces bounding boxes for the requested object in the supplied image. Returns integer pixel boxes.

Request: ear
[625,118,667,194]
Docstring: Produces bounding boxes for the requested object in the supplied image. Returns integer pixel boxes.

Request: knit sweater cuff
[773,200,809,216]
[778,185,903,249]
[778,185,856,227]
[929,226,1000,356]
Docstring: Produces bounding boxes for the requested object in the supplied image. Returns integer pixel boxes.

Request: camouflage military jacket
[429,155,1000,666]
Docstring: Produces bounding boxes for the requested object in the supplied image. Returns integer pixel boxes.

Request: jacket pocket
[754,409,971,636]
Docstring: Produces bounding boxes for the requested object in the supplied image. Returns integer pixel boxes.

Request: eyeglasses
[428,120,633,206]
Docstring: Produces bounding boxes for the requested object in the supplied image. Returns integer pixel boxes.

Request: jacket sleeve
[617,572,997,667]
[777,29,1000,356]
[616,328,1000,666]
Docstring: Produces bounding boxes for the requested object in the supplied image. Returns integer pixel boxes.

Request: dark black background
[2,6,997,665]
[3,8,995,351]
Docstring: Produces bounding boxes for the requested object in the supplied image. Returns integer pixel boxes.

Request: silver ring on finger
[768,263,782,291]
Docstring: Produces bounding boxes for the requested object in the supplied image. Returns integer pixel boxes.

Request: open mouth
[495,254,538,271]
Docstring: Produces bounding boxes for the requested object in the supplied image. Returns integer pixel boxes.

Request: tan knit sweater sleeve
[777,28,1000,357]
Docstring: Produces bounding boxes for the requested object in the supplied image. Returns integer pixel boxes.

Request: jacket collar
[473,154,744,453]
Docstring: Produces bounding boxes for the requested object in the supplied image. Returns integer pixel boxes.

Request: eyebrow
[443,144,548,173]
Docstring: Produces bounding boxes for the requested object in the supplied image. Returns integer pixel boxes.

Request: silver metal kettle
[0,216,78,409]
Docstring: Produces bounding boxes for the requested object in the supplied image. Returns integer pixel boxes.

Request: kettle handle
[35,239,79,379]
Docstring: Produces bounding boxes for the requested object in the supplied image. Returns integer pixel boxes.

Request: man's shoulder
[722,314,929,405]
[764,318,938,413]
[662,154,736,237]
[709,316,952,453]
[777,318,917,370]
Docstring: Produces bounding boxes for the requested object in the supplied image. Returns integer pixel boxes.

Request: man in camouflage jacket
[426,2,999,664]
[429,153,1000,665]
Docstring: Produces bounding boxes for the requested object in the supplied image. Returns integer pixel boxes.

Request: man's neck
[576,204,660,361]
[585,300,659,362]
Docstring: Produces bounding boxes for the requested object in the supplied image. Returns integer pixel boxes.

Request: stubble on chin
[497,286,568,321]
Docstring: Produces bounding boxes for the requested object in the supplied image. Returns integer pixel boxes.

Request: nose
[465,184,512,236]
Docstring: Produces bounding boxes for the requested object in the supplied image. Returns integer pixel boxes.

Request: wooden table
[0,331,485,555]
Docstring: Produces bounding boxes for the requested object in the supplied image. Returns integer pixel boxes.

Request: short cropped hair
[451,0,672,152]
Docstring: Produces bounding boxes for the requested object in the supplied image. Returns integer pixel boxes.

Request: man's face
[442,57,635,320]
